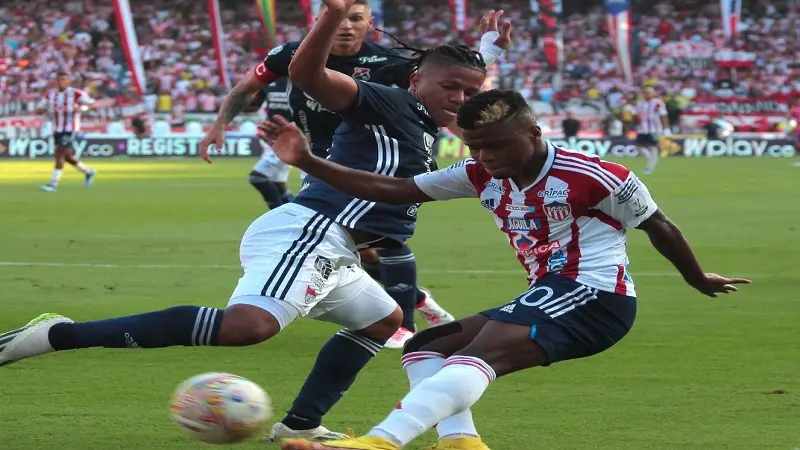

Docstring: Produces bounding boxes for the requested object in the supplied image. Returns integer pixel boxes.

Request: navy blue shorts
[53,132,74,148]
[480,274,636,365]
[635,133,659,146]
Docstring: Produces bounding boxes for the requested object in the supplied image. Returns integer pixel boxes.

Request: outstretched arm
[288,0,359,112]
[597,170,751,297]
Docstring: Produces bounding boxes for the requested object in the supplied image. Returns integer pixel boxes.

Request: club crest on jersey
[544,201,572,221]
[267,45,283,56]
[353,67,371,81]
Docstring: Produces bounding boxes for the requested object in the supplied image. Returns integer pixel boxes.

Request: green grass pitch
[0,157,797,450]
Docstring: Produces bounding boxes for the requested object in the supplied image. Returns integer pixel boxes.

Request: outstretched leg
[270,266,403,442]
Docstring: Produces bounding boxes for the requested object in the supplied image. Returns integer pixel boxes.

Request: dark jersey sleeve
[253,42,298,83]
[340,81,411,124]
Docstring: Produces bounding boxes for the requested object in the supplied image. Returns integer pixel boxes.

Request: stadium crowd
[0,0,798,127]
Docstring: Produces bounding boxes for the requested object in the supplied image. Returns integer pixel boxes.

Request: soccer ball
[169,372,273,444]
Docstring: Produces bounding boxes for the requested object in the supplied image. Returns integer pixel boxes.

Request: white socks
[369,354,495,446]
[642,147,659,172]
[75,162,90,174]
[50,169,63,185]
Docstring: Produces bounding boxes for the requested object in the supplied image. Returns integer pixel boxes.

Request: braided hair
[456,89,535,130]
[376,29,487,84]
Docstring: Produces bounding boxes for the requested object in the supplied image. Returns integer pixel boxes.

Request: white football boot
[0,313,73,367]
[384,327,415,349]
[415,287,455,326]
[266,422,350,444]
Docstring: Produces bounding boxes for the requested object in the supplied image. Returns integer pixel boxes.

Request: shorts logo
[305,285,318,304]
[544,202,572,221]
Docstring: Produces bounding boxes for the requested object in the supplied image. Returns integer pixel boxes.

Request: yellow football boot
[281,435,400,450]
[427,437,491,450]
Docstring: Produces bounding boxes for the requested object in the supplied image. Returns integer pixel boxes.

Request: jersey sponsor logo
[512,234,536,255]
[484,180,503,192]
[504,217,541,232]
[359,55,388,64]
[544,201,572,221]
[547,249,568,272]
[423,132,435,155]
[353,67,371,81]
[505,204,536,213]
[416,103,430,117]
[268,45,283,56]
[615,177,640,203]
[537,187,570,198]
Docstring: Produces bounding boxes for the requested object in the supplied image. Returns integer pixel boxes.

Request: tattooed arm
[199,71,274,163]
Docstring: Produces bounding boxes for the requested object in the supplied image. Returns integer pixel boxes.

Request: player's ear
[409,72,421,92]
[368,15,374,28]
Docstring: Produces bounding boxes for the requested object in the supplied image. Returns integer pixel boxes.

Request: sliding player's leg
[0,204,339,367]
[270,263,402,442]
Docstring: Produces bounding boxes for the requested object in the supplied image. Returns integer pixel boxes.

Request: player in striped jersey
[264,89,750,450]
[634,87,670,175]
[37,72,97,192]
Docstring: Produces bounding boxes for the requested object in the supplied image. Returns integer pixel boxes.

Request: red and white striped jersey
[635,98,667,134]
[43,87,95,133]
[413,143,659,297]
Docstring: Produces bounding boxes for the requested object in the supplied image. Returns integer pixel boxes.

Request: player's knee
[358,306,402,341]
[218,304,281,346]
[403,321,463,355]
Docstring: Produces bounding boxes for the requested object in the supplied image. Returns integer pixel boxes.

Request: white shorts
[253,143,291,183]
[228,203,397,330]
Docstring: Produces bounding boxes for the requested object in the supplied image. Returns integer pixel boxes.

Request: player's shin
[281,329,386,430]
[48,306,224,350]
[379,246,418,332]
[402,351,481,440]
[368,356,495,446]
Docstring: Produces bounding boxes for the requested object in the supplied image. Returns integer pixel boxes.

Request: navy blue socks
[48,306,223,350]
[281,329,385,430]
[379,245,418,332]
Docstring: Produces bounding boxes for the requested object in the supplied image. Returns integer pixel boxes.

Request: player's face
[463,119,541,179]
[56,75,70,90]
[332,5,372,52]
[411,65,485,127]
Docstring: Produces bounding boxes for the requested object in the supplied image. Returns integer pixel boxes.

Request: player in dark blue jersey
[248,78,296,209]
[198,2,511,353]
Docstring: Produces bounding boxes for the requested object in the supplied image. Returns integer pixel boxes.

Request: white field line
[0,261,772,278]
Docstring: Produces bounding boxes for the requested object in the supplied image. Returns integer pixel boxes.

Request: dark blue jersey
[261,78,292,121]
[260,41,410,157]
[294,81,439,246]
